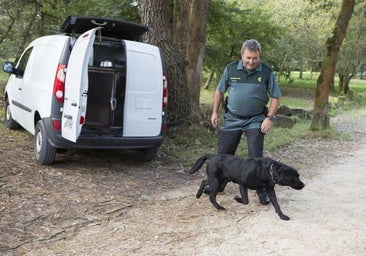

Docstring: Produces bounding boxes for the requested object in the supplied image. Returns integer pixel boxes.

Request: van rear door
[123,40,163,137]
[62,27,99,142]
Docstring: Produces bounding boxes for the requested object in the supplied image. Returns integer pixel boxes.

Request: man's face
[241,49,260,70]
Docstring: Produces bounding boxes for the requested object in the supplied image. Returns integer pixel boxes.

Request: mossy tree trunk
[310,0,355,131]
[140,0,190,125]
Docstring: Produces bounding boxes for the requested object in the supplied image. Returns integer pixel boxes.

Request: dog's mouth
[292,182,305,190]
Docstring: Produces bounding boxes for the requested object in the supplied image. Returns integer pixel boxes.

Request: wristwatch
[267,115,276,121]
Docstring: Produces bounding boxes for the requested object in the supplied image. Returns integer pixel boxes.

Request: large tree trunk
[174,0,209,108]
[310,0,355,131]
[186,1,209,108]
[140,0,190,125]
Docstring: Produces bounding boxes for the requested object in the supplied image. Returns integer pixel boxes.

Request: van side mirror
[3,62,15,74]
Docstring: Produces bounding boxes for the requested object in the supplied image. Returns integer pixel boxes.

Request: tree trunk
[338,74,345,94]
[204,71,214,90]
[140,0,190,125]
[186,0,209,108]
[174,0,209,108]
[310,0,355,131]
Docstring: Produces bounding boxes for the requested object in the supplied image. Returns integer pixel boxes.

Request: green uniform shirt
[217,60,281,117]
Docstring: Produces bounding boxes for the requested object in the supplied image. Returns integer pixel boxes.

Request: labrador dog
[190,154,305,220]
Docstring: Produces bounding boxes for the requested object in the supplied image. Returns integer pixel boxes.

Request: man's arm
[211,89,224,127]
[267,98,280,117]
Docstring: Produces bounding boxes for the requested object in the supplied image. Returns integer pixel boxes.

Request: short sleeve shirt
[217,60,281,116]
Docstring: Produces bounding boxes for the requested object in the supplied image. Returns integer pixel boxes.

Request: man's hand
[211,112,219,127]
[261,117,273,134]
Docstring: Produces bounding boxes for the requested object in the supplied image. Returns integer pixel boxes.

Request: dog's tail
[189,154,215,174]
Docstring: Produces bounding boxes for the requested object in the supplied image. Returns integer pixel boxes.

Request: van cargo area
[84,42,126,135]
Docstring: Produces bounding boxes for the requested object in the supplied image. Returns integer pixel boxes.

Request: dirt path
[23,143,366,256]
[1,109,366,256]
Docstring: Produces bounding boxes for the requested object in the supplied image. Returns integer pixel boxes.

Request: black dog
[190,154,305,220]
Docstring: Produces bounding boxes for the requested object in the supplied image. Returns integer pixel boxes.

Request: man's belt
[227,110,258,120]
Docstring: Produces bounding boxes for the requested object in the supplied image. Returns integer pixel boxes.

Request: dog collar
[269,163,276,183]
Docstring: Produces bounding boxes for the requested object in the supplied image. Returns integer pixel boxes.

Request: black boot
[257,188,270,205]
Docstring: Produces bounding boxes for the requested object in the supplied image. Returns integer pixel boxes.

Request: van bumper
[44,118,165,150]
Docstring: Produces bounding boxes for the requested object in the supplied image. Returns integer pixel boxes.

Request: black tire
[34,120,56,165]
[4,98,21,129]
[136,147,159,161]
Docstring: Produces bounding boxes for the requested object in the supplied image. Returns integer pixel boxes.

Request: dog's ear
[271,160,286,182]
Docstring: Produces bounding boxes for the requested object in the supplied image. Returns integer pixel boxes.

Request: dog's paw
[279,214,290,221]
[234,196,249,205]
[215,205,226,211]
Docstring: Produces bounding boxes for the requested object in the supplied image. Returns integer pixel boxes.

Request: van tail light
[161,74,168,134]
[52,119,61,131]
[162,74,168,109]
[53,64,67,103]
[80,116,85,125]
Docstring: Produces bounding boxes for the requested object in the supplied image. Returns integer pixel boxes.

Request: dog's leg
[209,192,226,210]
[234,184,249,205]
[267,188,290,220]
[209,181,226,210]
[196,179,209,199]
[218,179,228,192]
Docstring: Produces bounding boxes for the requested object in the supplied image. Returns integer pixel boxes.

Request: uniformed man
[209,39,281,204]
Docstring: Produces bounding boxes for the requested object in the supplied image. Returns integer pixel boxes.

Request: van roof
[60,16,150,40]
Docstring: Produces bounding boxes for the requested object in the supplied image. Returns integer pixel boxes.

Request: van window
[16,48,33,78]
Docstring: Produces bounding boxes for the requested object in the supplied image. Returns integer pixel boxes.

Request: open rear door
[62,27,99,142]
[123,40,163,137]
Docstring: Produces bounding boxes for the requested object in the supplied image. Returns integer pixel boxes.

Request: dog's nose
[293,181,305,190]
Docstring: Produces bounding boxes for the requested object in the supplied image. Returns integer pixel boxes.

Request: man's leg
[217,130,243,155]
[245,129,269,205]
[245,128,264,158]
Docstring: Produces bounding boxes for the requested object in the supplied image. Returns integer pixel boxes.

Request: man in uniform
[210,39,281,204]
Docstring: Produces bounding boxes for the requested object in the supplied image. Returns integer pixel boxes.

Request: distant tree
[0,0,141,59]
[310,0,355,131]
[204,0,281,87]
[336,0,366,95]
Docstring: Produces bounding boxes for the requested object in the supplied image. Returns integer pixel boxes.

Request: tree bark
[140,0,190,125]
[184,0,209,108]
[174,0,209,108]
[310,0,355,131]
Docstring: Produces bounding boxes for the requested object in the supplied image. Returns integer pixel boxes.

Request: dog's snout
[294,181,305,190]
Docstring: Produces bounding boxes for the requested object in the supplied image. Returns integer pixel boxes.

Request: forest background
[0,0,365,132]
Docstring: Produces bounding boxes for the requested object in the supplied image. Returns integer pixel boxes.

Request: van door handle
[64,114,72,119]
[71,103,77,106]
[110,97,117,110]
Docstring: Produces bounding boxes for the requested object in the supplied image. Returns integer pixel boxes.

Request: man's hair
[241,39,261,53]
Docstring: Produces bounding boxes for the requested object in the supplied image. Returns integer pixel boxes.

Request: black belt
[227,110,257,120]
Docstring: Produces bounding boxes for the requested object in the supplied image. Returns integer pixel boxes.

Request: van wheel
[4,98,20,129]
[35,120,56,165]
[136,147,158,161]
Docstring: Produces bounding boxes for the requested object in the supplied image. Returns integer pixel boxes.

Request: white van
[2,16,168,165]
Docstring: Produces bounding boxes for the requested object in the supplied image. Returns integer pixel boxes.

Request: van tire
[35,120,56,165]
[136,147,158,161]
[4,98,21,129]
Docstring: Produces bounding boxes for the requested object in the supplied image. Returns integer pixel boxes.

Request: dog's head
[272,161,305,190]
